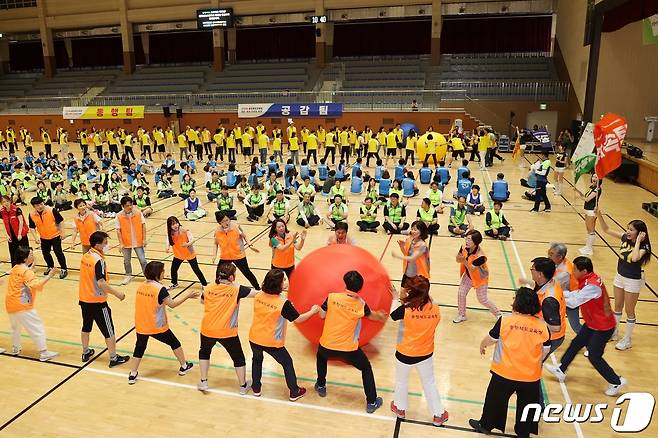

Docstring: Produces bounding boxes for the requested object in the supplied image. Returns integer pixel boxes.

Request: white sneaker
[197,379,209,392]
[10,346,21,356]
[39,351,59,362]
[544,364,566,383]
[452,315,468,324]
[615,338,632,351]
[239,380,251,395]
[120,275,133,285]
[584,350,589,358]
[605,377,628,396]
[610,329,619,341]
[578,246,593,256]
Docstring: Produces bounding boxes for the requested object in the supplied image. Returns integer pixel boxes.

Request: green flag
[574,153,596,183]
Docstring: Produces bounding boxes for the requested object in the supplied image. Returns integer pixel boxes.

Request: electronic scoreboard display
[197,8,234,29]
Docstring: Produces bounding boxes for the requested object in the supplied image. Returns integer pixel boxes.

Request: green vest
[428,189,442,206]
[134,195,147,208]
[0,184,7,196]
[249,193,262,205]
[418,207,434,224]
[360,205,377,223]
[23,177,35,189]
[110,180,121,191]
[366,188,377,203]
[267,182,280,197]
[96,192,109,206]
[217,195,233,211]
[331,204,345,220]
[80,190,92,201]
[50,173,63,183]
[208,180,222,194]
[181,182,193,194]
[13,171,26,181]
[239,184,251,196]
[330,185,345,198]
[485,211,505,231]
[452,207,466,225]
[298,202,316,219]
[299,184,314,195]
[273,200,287,216]
[37,188,50,201]
[387,203,403,223]
[70,179,81,191]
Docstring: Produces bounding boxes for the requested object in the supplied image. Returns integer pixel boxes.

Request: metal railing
[438,80,569,101]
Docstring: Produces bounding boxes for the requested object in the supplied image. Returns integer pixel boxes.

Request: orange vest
[74,212,99,246]
[79,248,108,303]
[396,302,440,357]
[117,210,144,248]
[319,292,365,352]
[490,314,550,382]
[5,264,41,313]
[537,279,567,340]
[556,259,579,291]
[135,281,169,335]
[459,248,489,287]
[249,292,287,348]
[215,226,245,260]
[172,230,195,261]
[403,239,430,279]
[270,234,295,269]
[201,283,240,339]
[30,208,60,239]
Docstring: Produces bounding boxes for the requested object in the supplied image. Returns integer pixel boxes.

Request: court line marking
[480,164,584,438]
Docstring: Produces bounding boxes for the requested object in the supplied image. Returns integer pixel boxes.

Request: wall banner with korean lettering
[237,103,343,119]
[62,106,145,120]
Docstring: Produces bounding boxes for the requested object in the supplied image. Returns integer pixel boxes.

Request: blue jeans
[566,307,582,333]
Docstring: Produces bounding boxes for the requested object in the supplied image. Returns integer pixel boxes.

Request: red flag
[594,113,627,179]
[511,135,521,161]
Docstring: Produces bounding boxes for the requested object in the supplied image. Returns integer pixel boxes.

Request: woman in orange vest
[4,246,59,361]
[1,195,29,266]
[212,211,261,290]
[70,199,102,253]
[470,287,551,437]
[269,218,306,279]
[198,262,258,394]
[249,268,320,401]
[391,221,430,286]
[28,196,68,279]
[166,216,207,289]
[389,275,448,427]
[128,261,200,384]
[454,230,500,323]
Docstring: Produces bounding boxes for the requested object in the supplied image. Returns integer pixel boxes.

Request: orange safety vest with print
[396,302,440,357]
[74,213,98,246]
[172,230,195,261]
[555,259,579,292]
[201,283,240,339]
[490,314,550,382]
[459,248,489,287]
[215,226,245,260]
[270,234,294,269]
[319,292,365,352]
[537,279,567,340]
[30,208,60,239]
[117,210,144,247]
[249,292,288,348]
[403,239,430,279]
[79,248,108,303]
[5,264,42,313]
[135,281,169,335]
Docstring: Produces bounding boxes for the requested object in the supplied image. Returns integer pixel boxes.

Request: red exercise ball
[288,245,392,346]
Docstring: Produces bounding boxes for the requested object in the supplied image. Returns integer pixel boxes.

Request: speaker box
[176,108,183,119]
[163,106,171,117]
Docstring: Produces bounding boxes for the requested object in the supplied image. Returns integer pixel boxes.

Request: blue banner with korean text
[238,103,343,118]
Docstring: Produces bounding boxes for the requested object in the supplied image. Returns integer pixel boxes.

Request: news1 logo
[520,392,655,433]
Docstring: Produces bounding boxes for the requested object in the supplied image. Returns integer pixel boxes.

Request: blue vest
[402,178,415,196]
[318,165,328,181]
[528,171,537,188]
[268,162,278,174]
[375,166,384,182]
[457,166,469,183]
[492,180,508,199]
[351,176,363,194]
[300,165,310,179]
[226,171,237,187]
[178,169,187,185]
[379,178,391,196]
[186,197,200,211]
[437,167,450,184]
[394,165,405,181]
[351,164,361,179]
[336,165,345,180]
[419,167,432,184]
[457,178,472,198]
[284,163,294,177]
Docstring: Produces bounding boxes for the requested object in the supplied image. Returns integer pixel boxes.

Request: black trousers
[109,144,120,160]
[218,257,260,290]
[125,146,135,160]
[383,222,409,234]
[365,152,380,167]
[296,215,320,227]
[316,345,377,404]
[306,150,318,165]
[246,204,264,219]
[427,223,440,235]
[44,143,52,158]
[171,257,207,286]
[404,149,415,165]
[423,154,438,166]
[250,341,299,392]
[322,147,336,164]
[532,183,551,211]
[215,146,225,161]
[469,150,481,162]
[559,325,620,385]
[8,235,29,266]
[198,334,245,366]
[479,372,540,438]
[133,329,181,358]
[272,264,294,280]
[357,220,380,231]
[228,148,236,163]
[195,144,203,160]
[485,227,510,238]
[340,146,351,163]
[142,144,153,161]
[95,145,103,159]
[41,236,67,269]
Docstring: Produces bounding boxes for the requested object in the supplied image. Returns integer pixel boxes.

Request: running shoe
[82,348,95,362]
[314,382,327,397]
[109,354,130,368]
[198,379,209,392]
[366,397,383,414]
[239,380,251,395]
[178,361,194,376]
[452,315,468,324]
[39,351,59,362]
[544,364,566,383]
[433,411,449,427]
[615,338,632,351]
[605,377,627,396]
[390,401,406,419]
[128,371,138,385]
[289,387,306,402]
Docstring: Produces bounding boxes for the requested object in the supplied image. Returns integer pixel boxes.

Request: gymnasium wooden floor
[1,141,656,437]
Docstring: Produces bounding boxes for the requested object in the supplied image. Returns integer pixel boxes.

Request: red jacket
[579,272,616,331]
[1,204,29,242]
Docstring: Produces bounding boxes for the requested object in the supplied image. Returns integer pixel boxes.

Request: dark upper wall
[236,26,315,60]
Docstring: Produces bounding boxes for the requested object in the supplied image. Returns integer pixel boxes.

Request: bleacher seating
[201,61,310,93]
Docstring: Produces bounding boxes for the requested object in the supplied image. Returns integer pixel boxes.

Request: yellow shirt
[94,133,103,146]
[367,138,378,153]
[348,130,357,145]
[317,129,326,142]
[202,130,211,143]
[242,133,253,148]
[257,134,269,149]
[325,132,335,147]
[142,133,151,146]
[178,134,187,148]
[405,136,416,151]
[307,134,318,150]
[339,131,349,147]
[213,133,224,145]
[166,130,174,143]
[233,127,243,138]
[286,126,296,139]
[153,130,164,145]
[226,135,236,149]
[386,132,397,149]
[289,137,299,151]
[376,132,387,145]
[450,137,464,151]
[301,129,309,143]
[272,137,282,151]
